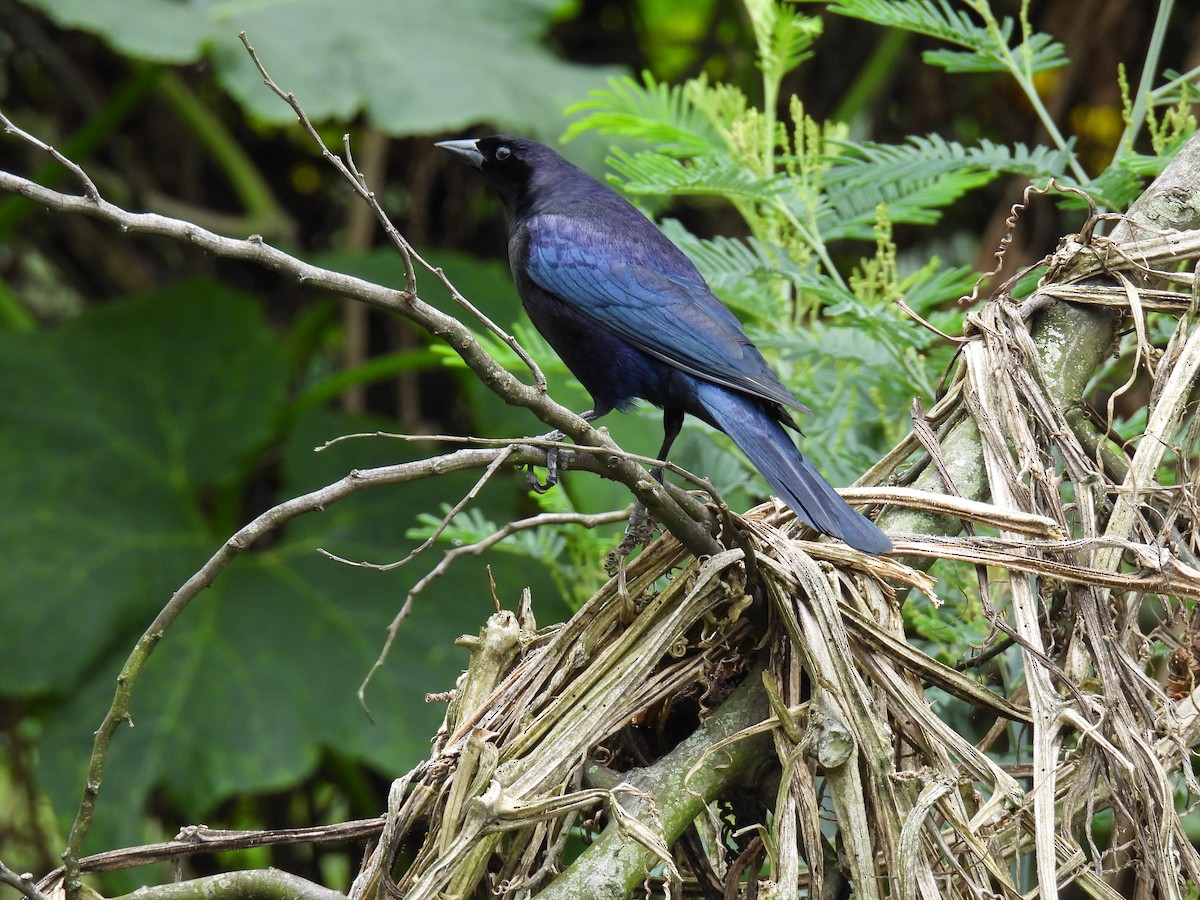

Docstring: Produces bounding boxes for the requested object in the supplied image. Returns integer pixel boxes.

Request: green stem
[1119,0,1175,152]
[1012,72,1087,185]
[830,28,911,124]
[762,71,778,180]
[771,196,848,292]
[1151,62,1200,103]
[966,0,1088,183]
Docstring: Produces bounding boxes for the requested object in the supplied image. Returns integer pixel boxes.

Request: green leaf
[1118,152,1174,177]
[819,170,994,239]
[19,0,210,62]
[899,262,977,315]
[814,135,1070,239]
[565,73,723,157]
[816,0,1067,76]
[607,148,784,202]
[923,32,1067,75]
[0,282,287,696]
[1072,161,1147,211]
[1,283,568,865]
[23,0,624,137]
[746,0,823,85]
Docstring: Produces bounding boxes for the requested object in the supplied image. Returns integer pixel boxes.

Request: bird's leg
[526,427,565,493]
[618,408,686,544]
[525,408,604,493]
[651,408,684,482]
[613,503,653,556]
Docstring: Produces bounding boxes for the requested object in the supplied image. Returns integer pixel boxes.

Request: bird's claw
[606,502,656,572]
[526,436,568,493]
[525,456,557,493]
[623,504,654,547]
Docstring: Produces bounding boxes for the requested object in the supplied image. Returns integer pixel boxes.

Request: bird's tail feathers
[695,382,892,554]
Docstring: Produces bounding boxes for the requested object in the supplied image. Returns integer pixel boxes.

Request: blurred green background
[0,0,1195,893]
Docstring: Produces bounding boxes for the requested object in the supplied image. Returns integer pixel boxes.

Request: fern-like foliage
[814,135,1072,240]
[607,148,785,203]
[899,262,977,315]
[824,134,1065,193]
[1153,68,1200,108]
[820,168,993,239]
[563,73,722,157]
[1073,158,1149,211]
[817,0,1067,75]
[924,31,1065,74]
[746,0,824,88]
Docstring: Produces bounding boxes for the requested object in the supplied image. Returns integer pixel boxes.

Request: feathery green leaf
[607,148,785,202]
[816,0,1066,76]
[565,73,721,157]
[923,31,1066,74]
[809,135,1071,239]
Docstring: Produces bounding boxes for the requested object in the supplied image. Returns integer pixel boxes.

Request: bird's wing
[525,215,808,413]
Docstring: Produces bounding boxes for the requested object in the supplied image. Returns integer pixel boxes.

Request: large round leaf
[22,0,625,138]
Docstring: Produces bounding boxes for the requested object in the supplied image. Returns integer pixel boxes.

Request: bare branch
[319,446,521,571]
[239,32,417,289]
[0,109,100,200]
[357,507,631,707]
[107,870,347,900]
[1,860,53,900]
[238,32,545,392]
[34,821,384,885]
[0,107,718,558]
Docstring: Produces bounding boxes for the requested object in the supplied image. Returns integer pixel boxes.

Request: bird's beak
[435,138,484,170]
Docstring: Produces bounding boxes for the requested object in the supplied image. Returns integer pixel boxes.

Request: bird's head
[436,135,592,220]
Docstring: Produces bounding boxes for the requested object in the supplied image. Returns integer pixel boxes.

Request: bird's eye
[494,145,512,161]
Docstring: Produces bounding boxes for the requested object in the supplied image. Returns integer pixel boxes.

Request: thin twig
[1,860,53,900]
[34,821,385,886]
[238,32,545,392]
[320,446,519,571]
[318,430,724,499]
[356,507,630,707]
[0,109,100,200]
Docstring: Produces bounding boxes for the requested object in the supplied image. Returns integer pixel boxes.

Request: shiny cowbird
[438,135,891,554]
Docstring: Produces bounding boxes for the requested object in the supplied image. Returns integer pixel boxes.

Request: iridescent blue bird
[438,136,891,554]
